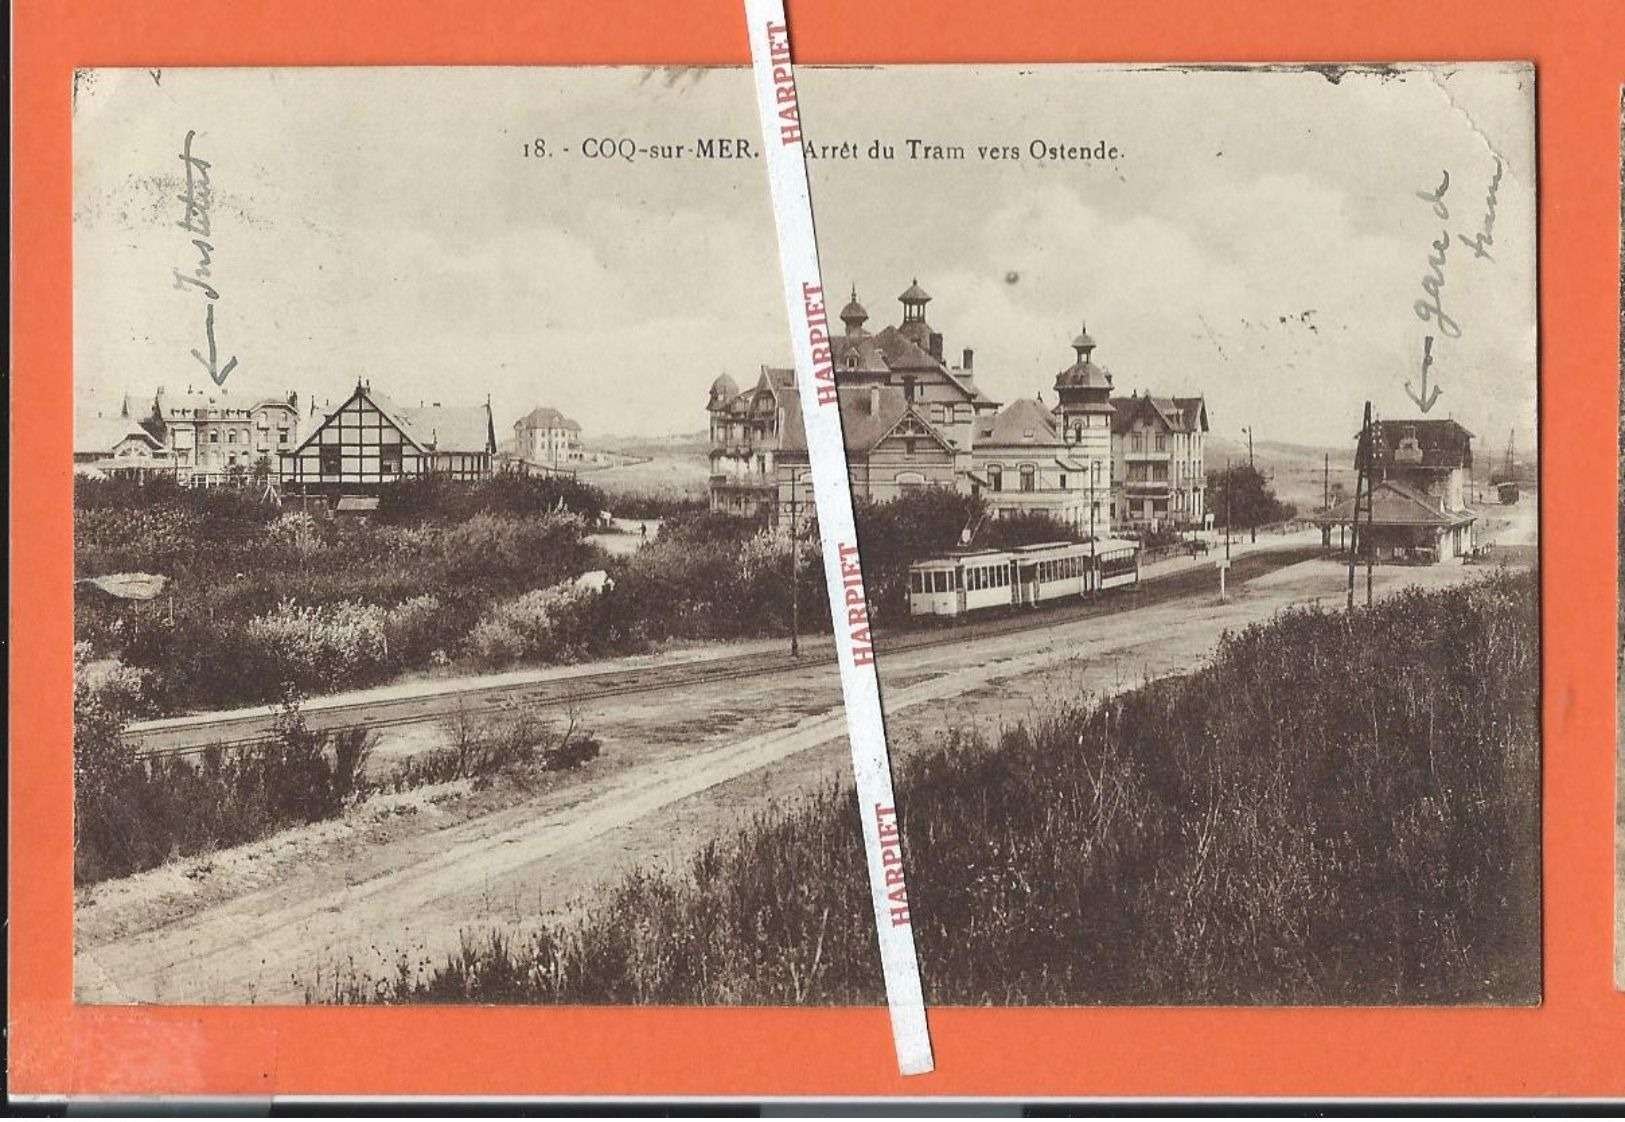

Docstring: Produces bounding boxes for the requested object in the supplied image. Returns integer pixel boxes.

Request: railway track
[124,546,1318,758]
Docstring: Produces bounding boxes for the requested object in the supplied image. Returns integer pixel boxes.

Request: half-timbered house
[279,381,497,498]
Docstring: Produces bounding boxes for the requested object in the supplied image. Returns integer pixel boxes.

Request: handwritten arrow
[190,302,239,386]
[1405,334,1442,412]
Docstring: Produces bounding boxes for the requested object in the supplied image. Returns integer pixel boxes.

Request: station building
[1313,419,1478,563]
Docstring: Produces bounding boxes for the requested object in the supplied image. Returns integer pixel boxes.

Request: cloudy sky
[73,64,1535,450]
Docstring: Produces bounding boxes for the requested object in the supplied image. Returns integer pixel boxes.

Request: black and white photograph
[71,64,1539,1007]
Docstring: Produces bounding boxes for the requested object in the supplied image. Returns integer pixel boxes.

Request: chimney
[962,347,974,373]
[928,332,943,360]
[869,385,881,415]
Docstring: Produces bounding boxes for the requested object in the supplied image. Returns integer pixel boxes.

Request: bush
[73,690,379,886]
[76,477,603,710]
[386,707,601,791]
[468,582,598,668]
[374,474,607,524]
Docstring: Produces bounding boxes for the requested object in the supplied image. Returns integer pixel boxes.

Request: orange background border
[10,0,1623,1100]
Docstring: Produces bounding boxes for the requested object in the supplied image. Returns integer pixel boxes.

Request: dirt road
[76,530,1532,1004]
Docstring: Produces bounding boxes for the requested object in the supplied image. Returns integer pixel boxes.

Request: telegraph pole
[1089,460,1099,588]
[788,469,801,657]
[1347,401,1372,612]
[1242,427,1256,544]
[1323,452,1330,512]
[1221,463,1232,601]
[1365,447,1375,609]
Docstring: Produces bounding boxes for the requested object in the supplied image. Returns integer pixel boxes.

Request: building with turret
[969,326,1116,533]
[706,280,1203,536]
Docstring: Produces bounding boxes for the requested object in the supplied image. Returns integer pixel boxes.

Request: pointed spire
[1071,321,1097,359]
[840,285,869,333]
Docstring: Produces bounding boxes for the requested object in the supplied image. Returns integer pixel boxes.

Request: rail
[124,546,1320,760]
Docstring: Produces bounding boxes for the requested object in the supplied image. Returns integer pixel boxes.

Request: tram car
[907,538,1142,617]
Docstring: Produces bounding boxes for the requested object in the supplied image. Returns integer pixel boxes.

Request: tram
[907,538,1142,618]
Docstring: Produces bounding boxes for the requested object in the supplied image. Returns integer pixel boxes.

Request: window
[380,443,403,474]
[278,428,290,445]
[1131,432,1143,451]
[1019,465,1036,492]
[910,572,923,594]
[320,446,342,474]
[1156,434,1168,452]
[988,465,1003,492]
[1060,473,1068,490]
[209,430,220,443]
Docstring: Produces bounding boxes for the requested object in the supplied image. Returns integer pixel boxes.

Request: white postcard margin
[743,2,934,1078]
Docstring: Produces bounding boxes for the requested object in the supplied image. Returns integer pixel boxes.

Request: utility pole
[788,469,801,657]
[1089,460,1099,589]
[1348,401,1374,612]
[1365,441,1375,609]
[1242,426,1257,544]
[1220,457,1231,601]
[1323,452,1330,512]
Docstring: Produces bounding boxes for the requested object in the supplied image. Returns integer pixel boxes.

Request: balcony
[1124,480,1172,495]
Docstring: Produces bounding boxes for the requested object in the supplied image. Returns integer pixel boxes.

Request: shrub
[246,599,391,688]
[468,582,597,668]
[73,689,380,886]
[374,474,607,524]
[387,706,600,791]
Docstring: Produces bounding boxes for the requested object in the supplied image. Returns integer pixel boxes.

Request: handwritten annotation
[174,130,237,386]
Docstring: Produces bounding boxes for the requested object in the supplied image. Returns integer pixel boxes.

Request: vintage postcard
[71,63,1538,1008]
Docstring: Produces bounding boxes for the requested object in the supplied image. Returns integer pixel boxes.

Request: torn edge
[742,0,934,1078]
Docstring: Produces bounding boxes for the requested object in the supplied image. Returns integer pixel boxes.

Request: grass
[315,568,1540,1006]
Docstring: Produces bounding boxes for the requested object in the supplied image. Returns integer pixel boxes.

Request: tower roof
[1056,359,1114,392]
[898,279,932,304]
[1071,324,1098,352]
[839,287,869,326]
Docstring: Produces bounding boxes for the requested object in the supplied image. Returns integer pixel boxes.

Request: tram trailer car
[907,539,1141,618]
